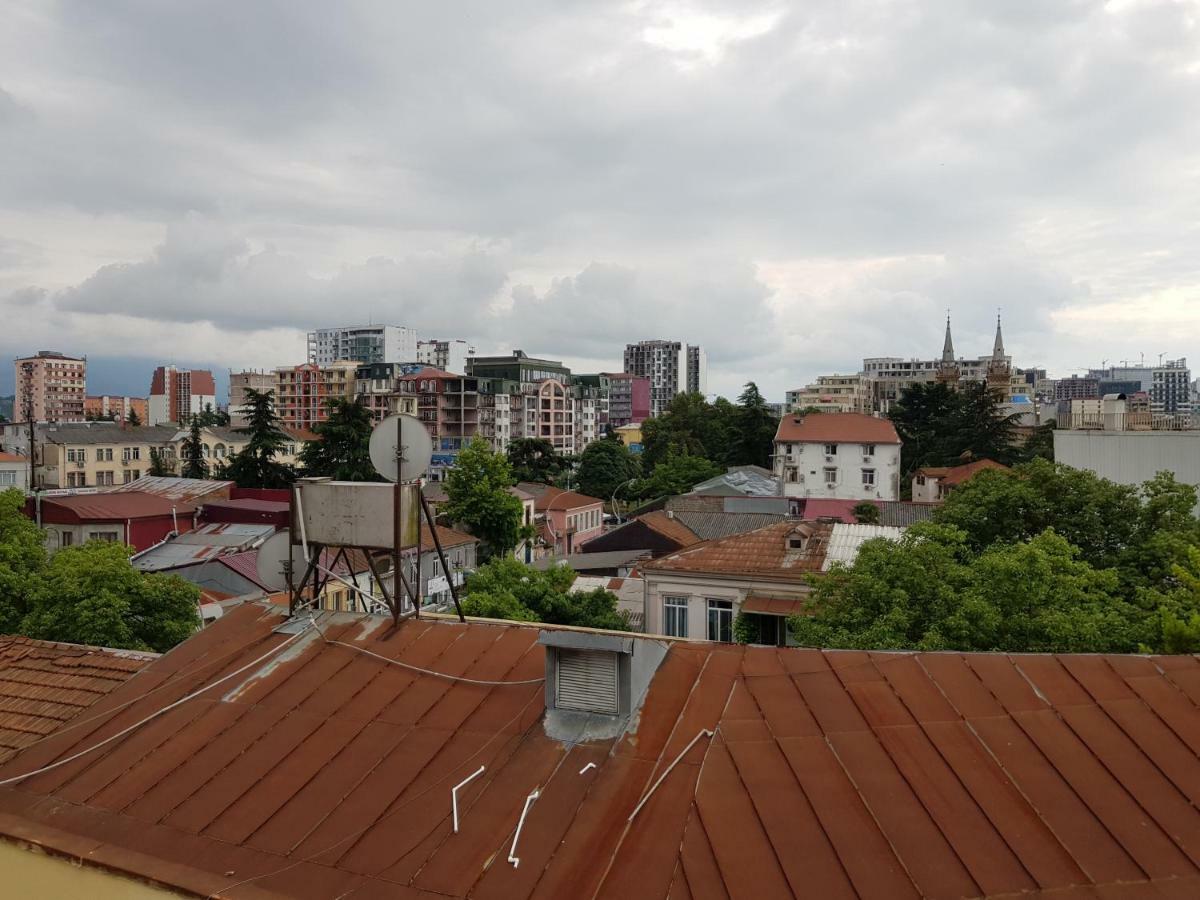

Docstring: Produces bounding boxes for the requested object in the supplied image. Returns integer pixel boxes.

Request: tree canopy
[506,438,567,485]
[575,435,640,501]
[630,447,722,500]
[180,417,209,479]
[222,388,295,489]
[461,557,629,630]
[0,488,46,633]
[889,381,1019,484]
[442,437,525,560]
[731,382,779,469]
[299,398,379,481]
[638,386,778,476]
[22,541,200,652]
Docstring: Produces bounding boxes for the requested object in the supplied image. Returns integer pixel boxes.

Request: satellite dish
[255,531,311,593]
[369,414,433,482]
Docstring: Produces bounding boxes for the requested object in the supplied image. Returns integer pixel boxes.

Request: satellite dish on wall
[369,414,433,482]
[255,531,311,593]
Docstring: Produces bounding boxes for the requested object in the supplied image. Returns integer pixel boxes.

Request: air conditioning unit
[825,455,835,463]
[863,456,872,463]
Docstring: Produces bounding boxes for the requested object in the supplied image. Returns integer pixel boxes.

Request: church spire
[941,314,955,362]
[992,313,1005,359]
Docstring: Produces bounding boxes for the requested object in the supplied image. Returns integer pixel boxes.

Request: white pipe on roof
[451,765,485,834]
[508,788,540,868]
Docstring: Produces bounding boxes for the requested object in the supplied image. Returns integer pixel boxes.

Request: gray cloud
[1,0,1199,399]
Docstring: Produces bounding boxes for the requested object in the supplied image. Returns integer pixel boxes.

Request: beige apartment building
[34,423,311,489]
[14,351,87,423]
[274,361,358,431]
[786,374,873,414]
[228,370,276,427]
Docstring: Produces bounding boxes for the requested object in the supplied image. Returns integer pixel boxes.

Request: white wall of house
[775,439,901,501]
[642,571,810,642]
[0,457,30,491]
[911,474,943,503]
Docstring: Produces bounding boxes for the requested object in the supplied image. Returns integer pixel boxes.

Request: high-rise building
[307,325,418,366]
[228,370,275,428]
[273,361,358,432]
[354,363,419,423]
[416,339,474,374]
[623,340,683,418]
[147,366,217,426]
[469,351,578,454]
[786,374,873,414]
[1087,359,1192,420]
[686,345,707,394]
[14,351,87,424]
[605,373,651,427]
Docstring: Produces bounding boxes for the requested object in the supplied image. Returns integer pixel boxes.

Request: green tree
[1022,418,1055,462]
[631,447,722,500]
[443,437,524,560]
[125,407,142,426]
[148,446,173,477]
[506,438,567,485]
[221,389,295,489]
[180,417,209,479]
[576,435,640,501]
[299,398,379,481]
[791,525,1147,653]
[852,501,880,524]
[22,541,200,652]
[639,392,736,472]
[462,557,629,630]
[0,488,46,633]
[731,382,778,468]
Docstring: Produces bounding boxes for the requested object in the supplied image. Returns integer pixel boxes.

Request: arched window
[201,443,211,458]
[214,443,226,459]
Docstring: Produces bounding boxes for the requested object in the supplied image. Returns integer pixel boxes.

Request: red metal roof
[741,595,808,616]
[2,606,1198,897]
[775,411,901,444]
[38,491,194,522]
[0,636,155,763]
[641,520,834,579]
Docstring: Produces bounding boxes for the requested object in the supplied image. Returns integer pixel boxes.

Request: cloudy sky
[2,0,1199,401]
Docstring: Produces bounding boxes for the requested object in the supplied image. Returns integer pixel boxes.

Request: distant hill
[0,396,12,421]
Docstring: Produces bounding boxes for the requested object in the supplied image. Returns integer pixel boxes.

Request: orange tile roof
[0,452,27,463]
[922,458,1009,486]
[637,509,701,546]
[538,487,603,512]
[775,411,900,444]
[641,520,833,580]
[0,606,1198,897]
[0,636,155,763]
[420,524,477,551]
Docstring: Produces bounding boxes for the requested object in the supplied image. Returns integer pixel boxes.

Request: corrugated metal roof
[41,491,192,520]
[0,605,1199,898]
[642,521,835,579]
[132,523,276,572]
[821,523,906,571]
[107,475,233,503]
[671,510,786,540]
[0,636,155,763]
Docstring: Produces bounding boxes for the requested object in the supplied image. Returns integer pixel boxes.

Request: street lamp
[611,477,638,524]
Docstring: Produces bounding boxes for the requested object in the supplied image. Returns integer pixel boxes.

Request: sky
[2,0,1199,402]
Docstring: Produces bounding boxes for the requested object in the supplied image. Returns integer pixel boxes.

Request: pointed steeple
[992,313,1005,359]
[941,314,955,362]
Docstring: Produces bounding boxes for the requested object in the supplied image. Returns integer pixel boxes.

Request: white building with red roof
[773,412,902,501]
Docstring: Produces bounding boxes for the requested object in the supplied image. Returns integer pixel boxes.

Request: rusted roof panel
[0,636,155,762]
[0,611,1198,899]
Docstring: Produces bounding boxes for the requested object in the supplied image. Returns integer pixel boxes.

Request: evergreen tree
[148,446,173,477]
[221,389,295,489]
[506,438,567,484]
[126,407,141,426]
[298,398,379,481]
[180,417,209,479]
[732,382,778,468]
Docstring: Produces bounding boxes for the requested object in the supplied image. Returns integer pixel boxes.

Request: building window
[0,471,15,486]
[862,469,876,486]
[862,444,875,456]
[823,468,838,485]
[823,443,837,456]
[60,531,73,547]
[707,600,733,643]
[664,596,688,638]
[88,531,120,542]
[916,474,926,486]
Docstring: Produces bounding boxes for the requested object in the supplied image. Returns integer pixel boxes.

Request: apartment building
[773,412,902,501]
[1088,359,1192,420]
[469,351,579,453]
[36,423,179,489]
[1055,374,1100,402]
[572,374,610,446]
[14,351,87,423]
[605,372,651,427]
[273,361,358,431]
[307,324,417,366]
[354,363,420,423]
[395,367,482,476]
[147,366,217,426]
[623,340,705,417]
[84,395,147,423]
[415,339,474,374]
[786,374,873,414]
[228,370,275,428]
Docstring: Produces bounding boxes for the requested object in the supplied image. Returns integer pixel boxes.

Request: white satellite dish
[369,414,433,482]
[255,531,311,593]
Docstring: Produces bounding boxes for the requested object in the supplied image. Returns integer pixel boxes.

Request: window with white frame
[663,596,688,637]
[862,443,875,456]
[0,472,15,486]
[707,599,733,643]
[823,443,837,456]
[862,469,876,486]
[823,467,838,484]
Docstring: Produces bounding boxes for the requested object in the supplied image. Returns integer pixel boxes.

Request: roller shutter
[555,649,619,715]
